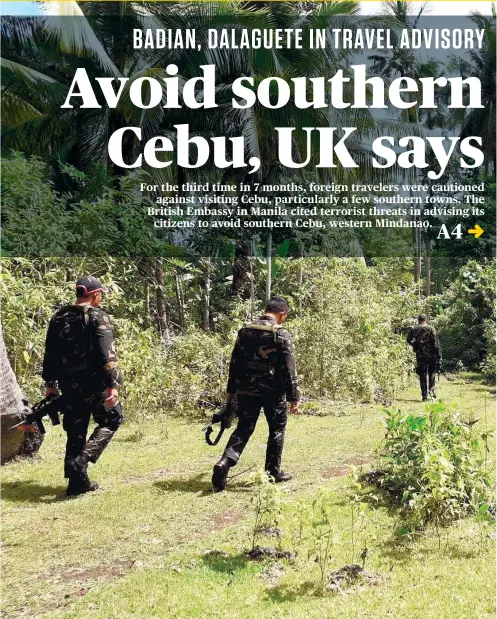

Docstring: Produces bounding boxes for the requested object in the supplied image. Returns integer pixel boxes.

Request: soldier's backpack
[50,305,98,377]
[411,324,437,355]
[235,321,286,395]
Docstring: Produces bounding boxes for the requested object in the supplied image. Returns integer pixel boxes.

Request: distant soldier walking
[407,314,441,401]
[43,276,123,496]
[212,296,300,492]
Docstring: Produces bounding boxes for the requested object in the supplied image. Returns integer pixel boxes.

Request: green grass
[2,375,495,619]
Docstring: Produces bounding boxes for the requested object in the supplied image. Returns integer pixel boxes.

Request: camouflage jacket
[227,315,300,401]
[42,304,122,391]
[407,324,441,360]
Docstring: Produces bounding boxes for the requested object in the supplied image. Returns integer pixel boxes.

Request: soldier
[42,276,123,496]
[212,296,300,492]
[407,314,441,402]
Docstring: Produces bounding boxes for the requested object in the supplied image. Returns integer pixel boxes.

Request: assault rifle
[204,396,237,446]
[436,358,455,382]
[9,396,64,434]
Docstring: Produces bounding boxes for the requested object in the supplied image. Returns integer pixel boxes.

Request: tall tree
[449,9,496,176]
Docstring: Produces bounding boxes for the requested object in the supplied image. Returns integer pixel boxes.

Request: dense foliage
[1,3,495,268]
[1,256,427,420]
[431,260,496,378]
[1,153,163,257]
[374,403,493,533]
[280,259,418,402]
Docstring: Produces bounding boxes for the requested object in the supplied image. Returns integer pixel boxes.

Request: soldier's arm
[226,332,243,395]
[92,311,122,388]
[42,316,59,386]
[280,330,300,402]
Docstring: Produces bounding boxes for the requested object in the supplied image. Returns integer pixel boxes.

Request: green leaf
[252,239,263,258]
[276,239,291,258]
[479,503,489,515]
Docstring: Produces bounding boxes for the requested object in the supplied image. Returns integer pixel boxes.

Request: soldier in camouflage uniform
[42,276,123,496]
[212,296,300,492]
[407,314,441,402]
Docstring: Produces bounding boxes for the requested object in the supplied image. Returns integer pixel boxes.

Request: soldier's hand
[45,386,60,399]
[103,387,119,409]
[288,401,299,415]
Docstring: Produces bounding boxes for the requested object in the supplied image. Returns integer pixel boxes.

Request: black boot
[66,453,98,496]
[267,470,293,483]
[66,475,99,496]
[67,452,90,478]
[212,457,232,492]
[66,476,79,496]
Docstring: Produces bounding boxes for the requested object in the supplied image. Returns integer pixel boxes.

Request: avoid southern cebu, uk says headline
[60,64,485,180]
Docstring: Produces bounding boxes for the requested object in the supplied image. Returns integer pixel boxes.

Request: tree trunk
[145,282,150,326]
[231,240,252,299]
[249,258,255,321]
[154,258,172,346]
[410,187,421,282]
[412,224,422,283]
[203,258,211,331]
[0,328,38,464]
[265,232,272,302]
[175,272,186,331]
[297,242,304,286]
[424,238,432,297]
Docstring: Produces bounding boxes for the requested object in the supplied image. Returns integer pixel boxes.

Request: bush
[1,259,74,399]
[1,260,230,421]
[1,153,164,257]
[375,402,492,532]
[433,260,496,373]
[117,323,230,422]
[1,154,71,256]
[277,258,417,402]
[2,256,460,421]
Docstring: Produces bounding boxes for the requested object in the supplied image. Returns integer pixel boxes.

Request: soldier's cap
[76,275,108,296]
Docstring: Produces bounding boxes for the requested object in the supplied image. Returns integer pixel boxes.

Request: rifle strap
[204,424,225,446]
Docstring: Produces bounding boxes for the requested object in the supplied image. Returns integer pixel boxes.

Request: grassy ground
[2,375,495,619]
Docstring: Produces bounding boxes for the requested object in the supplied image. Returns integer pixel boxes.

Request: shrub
[433,260,496,372]
[1,154,71,256]
[0,259,74,399]
[277,258,416,402]
[375,402,492,533]
[116,321,231,421]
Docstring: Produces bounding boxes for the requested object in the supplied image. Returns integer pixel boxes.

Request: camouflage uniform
[221,315,300,474]
[407,323,441,400]
[42,304,123,478]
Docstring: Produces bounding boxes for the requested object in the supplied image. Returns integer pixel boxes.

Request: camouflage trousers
[222,394,287,473]
[416,355,437,400]
[61,390,123,478]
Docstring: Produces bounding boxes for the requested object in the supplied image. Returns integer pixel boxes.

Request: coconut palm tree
[0,327,43,463]
[448,9,496,176]
[367,1,432,281]
[1,1,410,288]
